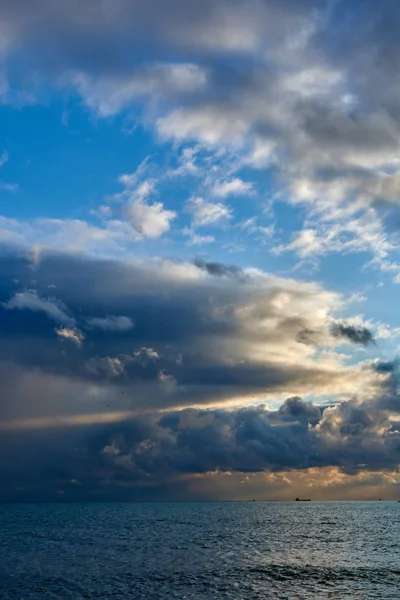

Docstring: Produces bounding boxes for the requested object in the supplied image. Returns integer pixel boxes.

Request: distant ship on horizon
[295,497,311,502]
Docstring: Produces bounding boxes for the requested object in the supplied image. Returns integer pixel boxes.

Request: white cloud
[244,138,276,168]
[0,216,134,255]
[55,326,84,346]
[0,215,152,256]
[87,315,134,332]
[212,178,253,198]
[157,106,250,146]
[133,347,160,362]
[3,289,73,325]
[109,175,177,240]
[240,217,274,238]
[157,369,177,388]
[70,63,207,117]
[125,197,176,238]
[188,197,232,227]
[182,227,215,246]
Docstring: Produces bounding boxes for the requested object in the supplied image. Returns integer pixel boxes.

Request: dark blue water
[1,502,400,599]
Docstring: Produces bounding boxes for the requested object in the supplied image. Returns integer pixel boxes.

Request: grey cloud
[1,389,399,501]
[0,0,322,71]
[279,396,321,424]
[194,257,245,278]
[331,323,375,346]
[86,315,134,331]
[373,359,399,374]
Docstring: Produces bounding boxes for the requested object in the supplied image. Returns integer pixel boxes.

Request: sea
[1,501,400,599]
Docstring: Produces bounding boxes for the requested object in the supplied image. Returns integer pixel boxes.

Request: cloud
[2,1,400,274]
[0,215,135,255]
[0,248,399,500]
[2,383,400,500]
[157,106,250,146]
[212,178,253,198]
[182,227,215,246]
[86,355,126,378]
[187,197,232,227]
[0,248,382,411]
[194,257,244,278]
[331,323,375,346]
[125,197,176,238]
[70,63,207,117]
[3,289,73,325]
[55,326,84,346]
[279,395,321,424]
[4,0,400,500]
[133,347,160,363]
[87,315,134,332]
[111,178,176,239]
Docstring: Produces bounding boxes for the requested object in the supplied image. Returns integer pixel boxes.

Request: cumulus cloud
[2,383,400,500]
[124,197,176,238]
[111,177,177,239]
[55,326,84,346]
[133,347,160,363]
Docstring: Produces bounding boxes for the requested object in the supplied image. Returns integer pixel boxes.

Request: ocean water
[1,502,400,599]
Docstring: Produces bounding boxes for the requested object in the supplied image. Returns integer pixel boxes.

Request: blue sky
[2,0,400,501]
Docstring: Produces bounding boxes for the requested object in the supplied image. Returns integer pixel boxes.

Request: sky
[2,0,400,501]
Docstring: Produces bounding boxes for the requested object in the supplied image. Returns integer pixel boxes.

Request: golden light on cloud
[0,410,138,431]
[180,467,400,501]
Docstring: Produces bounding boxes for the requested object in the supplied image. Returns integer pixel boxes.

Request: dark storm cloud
[2,393,399,501]
[278,396,321,424]
[331,323,375,346]
[0,247,355,410]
